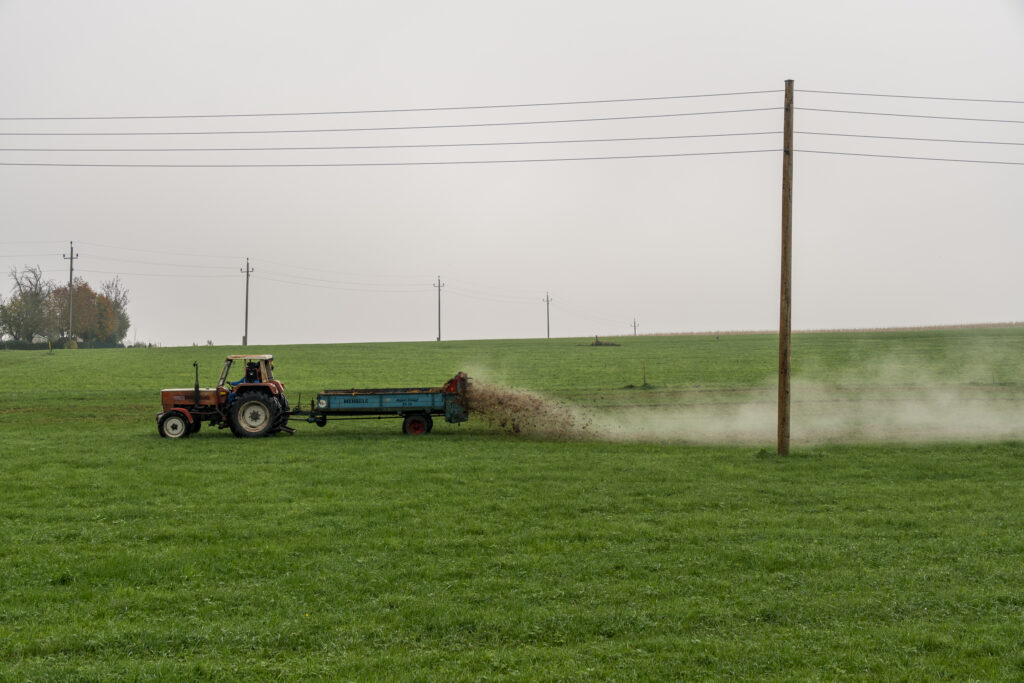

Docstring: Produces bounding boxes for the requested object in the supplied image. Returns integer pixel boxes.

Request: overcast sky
[1,0,1022,346]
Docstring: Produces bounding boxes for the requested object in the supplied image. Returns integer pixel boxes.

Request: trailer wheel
[159,412,192,439]
[315,415,327,427]
[402,414,430,435]
[229,392,278,438]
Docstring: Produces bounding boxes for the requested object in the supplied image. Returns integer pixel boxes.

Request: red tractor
[156,354,291,438]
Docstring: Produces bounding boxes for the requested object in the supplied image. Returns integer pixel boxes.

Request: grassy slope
[1,330,1023,679]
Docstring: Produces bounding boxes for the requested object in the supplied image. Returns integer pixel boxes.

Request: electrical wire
[257,267,428,289]
[446,279,543,300]
[797,149,1024,165]
[74,268,236,279]
[796,108,1024,124]
[79,253,238,271]
[797,131,1024,146]
[0,148,782,168]
[75,240,239,261]
[0,89,784,121]
[554,298,626,327]
[0,108,782,136]
[797,89,1024,105]
[256,256,433,282]
[447,288,538,305]
[0,131,783,153]
[254,273,424,294]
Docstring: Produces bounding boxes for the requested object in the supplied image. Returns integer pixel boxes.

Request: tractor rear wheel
[402,414,430,435]
[229,392,279,438]
[270,394,290,434]
[159,412,192,439]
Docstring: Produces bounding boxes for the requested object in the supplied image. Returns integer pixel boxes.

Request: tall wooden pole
[544,292,552,338]
[63,241,77,341]
[778,79,794,455]
[241,257,253,346]
[434,276,444,341]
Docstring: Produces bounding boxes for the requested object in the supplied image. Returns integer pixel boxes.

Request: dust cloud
[596,383,1024,445]
[466,376,1024,445]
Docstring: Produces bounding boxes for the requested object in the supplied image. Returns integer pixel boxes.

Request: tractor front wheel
[159,412,192,439]
[229,393,279,438]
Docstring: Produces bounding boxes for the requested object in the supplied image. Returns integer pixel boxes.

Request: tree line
[0,266,130,346]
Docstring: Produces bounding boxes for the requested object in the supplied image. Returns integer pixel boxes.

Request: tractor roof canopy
[225,354,273,361]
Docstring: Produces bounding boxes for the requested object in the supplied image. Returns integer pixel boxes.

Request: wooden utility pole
[434,276,445,341]
[631,318,639,336]
[778,79,794,455]
[544,292,552,338]
[241,257,253,346]
[62,241,77,342]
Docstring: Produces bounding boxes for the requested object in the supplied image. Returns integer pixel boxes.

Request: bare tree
[100,276,131,344]
[0,266,56,342]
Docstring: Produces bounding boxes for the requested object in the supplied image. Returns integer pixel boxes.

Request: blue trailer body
[306,372,469,433]
[315,388,466,421]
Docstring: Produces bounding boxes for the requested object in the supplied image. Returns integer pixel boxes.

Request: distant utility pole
[62,241,77,341]
[241,257,253,346]
[631,318,639,336]
[778,79,795,455]
[434,276,445,341]
[543,292,552,338]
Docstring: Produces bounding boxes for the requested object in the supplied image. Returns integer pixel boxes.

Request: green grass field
[2,329,1023,679]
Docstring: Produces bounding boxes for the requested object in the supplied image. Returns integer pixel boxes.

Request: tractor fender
[157,407,194,424]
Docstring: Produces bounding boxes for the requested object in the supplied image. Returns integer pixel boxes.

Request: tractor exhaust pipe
[193,361,200,406]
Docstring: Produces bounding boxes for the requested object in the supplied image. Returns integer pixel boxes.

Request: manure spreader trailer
[156,354,469,439]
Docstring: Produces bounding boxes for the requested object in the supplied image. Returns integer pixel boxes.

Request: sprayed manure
[465,379,593,439]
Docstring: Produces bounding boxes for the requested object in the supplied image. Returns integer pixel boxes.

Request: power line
[0,89,784,121]
[447,279,540,300]
[0,148,782,168]
[75,240,239,261]
[0,108,782,137]
[258,267,426,289]
[0,131,783,153]
[255,273,424,293]
[256,256,433,282]
[79,252,237,270]
[797,131,1024,146]
[447,288,537,305]
[797,108,1024,125]
[797,149,1024,165]
[797,89,1024,105]
[74,268,237,278]
[14,130,1020,156]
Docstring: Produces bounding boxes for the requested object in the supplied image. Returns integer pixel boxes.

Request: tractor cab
[218,354,277,391]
